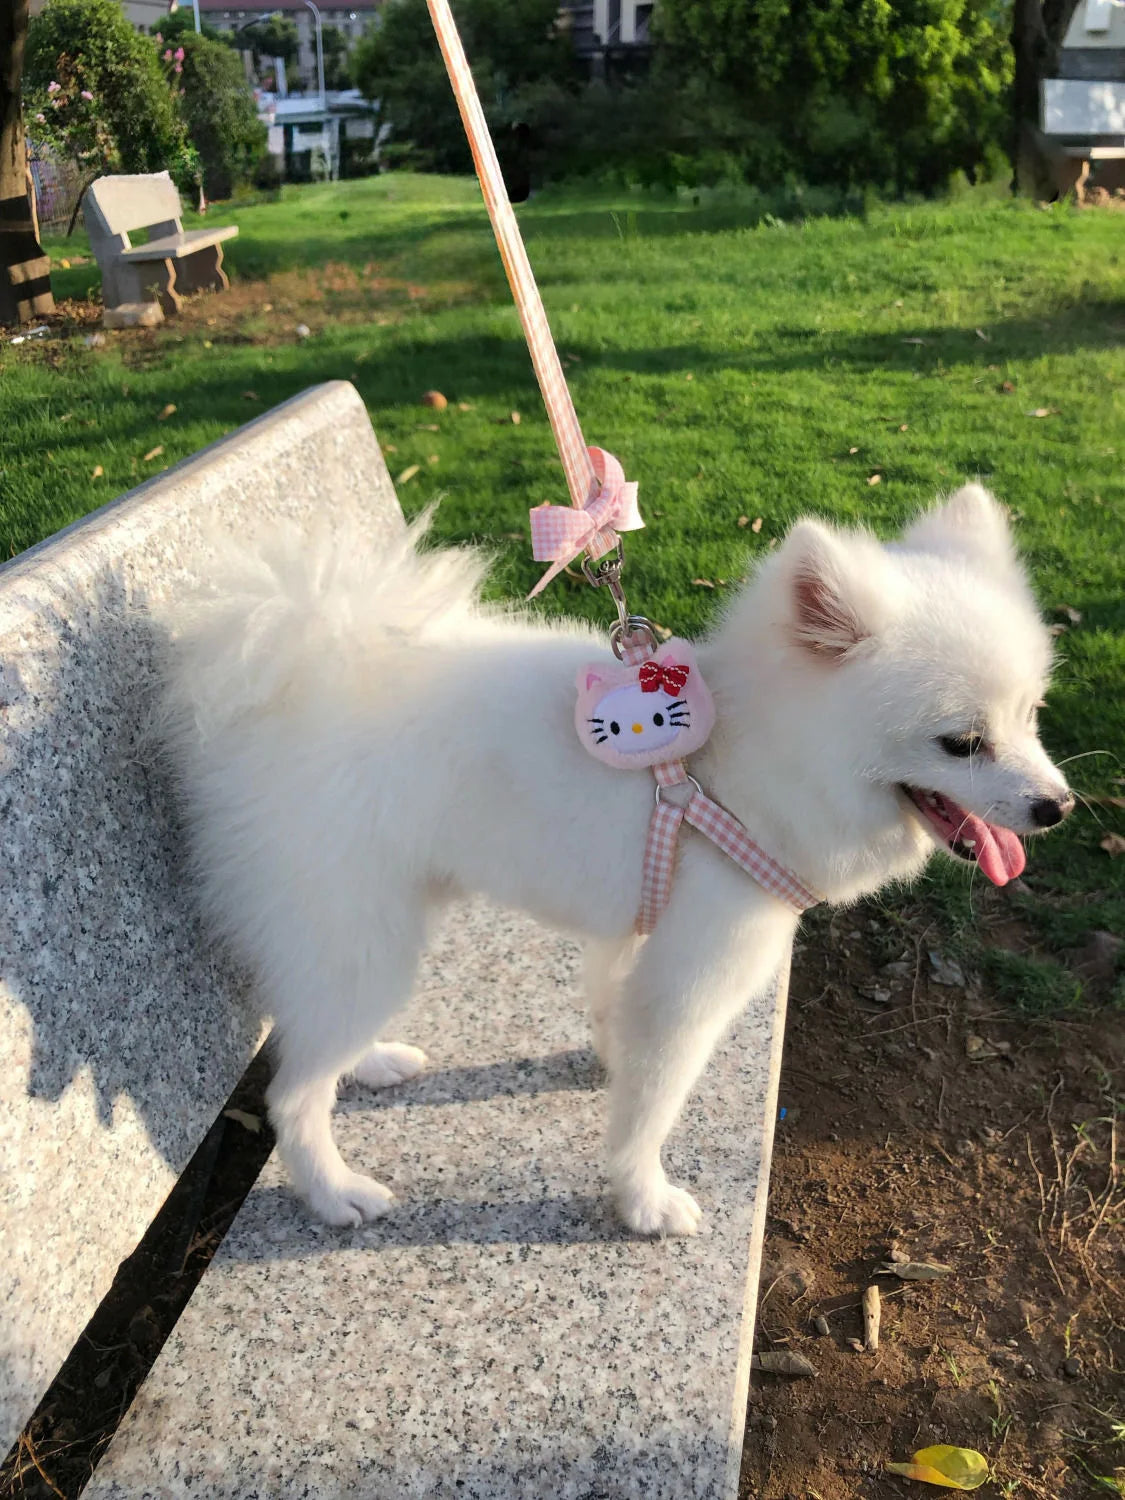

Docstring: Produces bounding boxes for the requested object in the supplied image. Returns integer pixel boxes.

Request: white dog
[158,484,1072,1236]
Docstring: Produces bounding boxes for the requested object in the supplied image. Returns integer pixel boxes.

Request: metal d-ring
[654,774,701,807]
[609,615,659,661]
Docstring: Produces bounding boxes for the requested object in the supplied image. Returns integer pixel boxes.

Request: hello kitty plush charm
[575,640,715,770]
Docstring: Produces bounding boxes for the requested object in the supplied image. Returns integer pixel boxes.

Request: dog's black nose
[1031,794,1074,827]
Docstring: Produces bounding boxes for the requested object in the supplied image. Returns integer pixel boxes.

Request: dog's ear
[783,520,887,661]
[902,484,1017,570]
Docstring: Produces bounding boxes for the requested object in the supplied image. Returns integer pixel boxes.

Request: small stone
[295,323,311,338]
[929,951,966,987]
[813,1315,830,1337]
[103,301,163,329]
[421,390,447,409]
[1062,1357,1082,1379]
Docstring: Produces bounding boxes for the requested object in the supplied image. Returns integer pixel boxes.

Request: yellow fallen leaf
[1100,833,1125,857]
[887,1445,988,1490]
[510,410,521,424]
[143,445,164,462]
[751,516,763,533]
[158,403,177,420]
[737,515,749,527]
[91,464,104,479]
[60,257,71,269]
[397,464,420,485]
[868,473,882,486]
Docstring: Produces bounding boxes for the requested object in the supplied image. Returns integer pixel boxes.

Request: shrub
[172,34,267,199]
[652,0,1014,194]
[25,0,195,187]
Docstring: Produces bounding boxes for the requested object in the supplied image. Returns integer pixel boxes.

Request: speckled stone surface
[0,383,403,1453]
[88,902,788,1500]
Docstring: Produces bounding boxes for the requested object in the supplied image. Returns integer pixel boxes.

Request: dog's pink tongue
[962,812,1026,886]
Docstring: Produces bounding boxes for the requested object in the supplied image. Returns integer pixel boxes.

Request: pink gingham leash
[425,0,642,597]
[618,637,821,935]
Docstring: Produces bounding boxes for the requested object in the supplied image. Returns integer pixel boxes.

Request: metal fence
[28,148,85,233]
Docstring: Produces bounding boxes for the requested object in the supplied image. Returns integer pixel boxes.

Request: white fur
[155,487,1071,1234]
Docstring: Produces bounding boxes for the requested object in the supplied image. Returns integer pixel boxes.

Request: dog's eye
[653,712,665,727]
[938,733,983,758]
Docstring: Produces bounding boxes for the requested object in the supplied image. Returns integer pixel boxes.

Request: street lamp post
[303,0,326,108]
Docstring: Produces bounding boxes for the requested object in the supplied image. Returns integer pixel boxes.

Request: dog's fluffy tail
[155,507,490,744]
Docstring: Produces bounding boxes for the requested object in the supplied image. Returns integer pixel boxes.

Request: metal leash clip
[580,544,658,661]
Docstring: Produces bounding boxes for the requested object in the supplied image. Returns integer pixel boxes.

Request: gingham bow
[527,447,643,599]
[639,659,689,695]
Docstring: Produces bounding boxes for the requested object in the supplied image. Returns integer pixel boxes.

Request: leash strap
[425,0,643,596]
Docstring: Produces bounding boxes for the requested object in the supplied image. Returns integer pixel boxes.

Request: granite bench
[0,381,788,1499]
[83,172,238,324]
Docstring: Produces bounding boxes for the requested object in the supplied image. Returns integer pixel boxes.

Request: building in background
[200,0,380,93]
[559,0,652,75]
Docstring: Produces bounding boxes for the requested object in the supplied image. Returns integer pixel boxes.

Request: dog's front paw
[352,1042,427,1090]
[306,1170,395,1228]
[617,1178,703,1238]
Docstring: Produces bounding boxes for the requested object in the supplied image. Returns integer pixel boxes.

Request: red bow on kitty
[639,660,690,695]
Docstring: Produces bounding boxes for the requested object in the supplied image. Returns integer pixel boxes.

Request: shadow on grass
[30,293,1125,465]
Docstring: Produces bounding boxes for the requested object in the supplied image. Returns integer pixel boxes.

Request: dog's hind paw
[352,1042,427,1090]
[307,1170,395,1228]
[617,1179,703,1238]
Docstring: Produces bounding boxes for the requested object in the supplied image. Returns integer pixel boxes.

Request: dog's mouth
[900,786,1026,886]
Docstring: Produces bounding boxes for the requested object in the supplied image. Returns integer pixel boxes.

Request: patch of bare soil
[740,903,1124,1500]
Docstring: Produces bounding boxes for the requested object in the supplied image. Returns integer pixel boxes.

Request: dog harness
[613,635,821,934]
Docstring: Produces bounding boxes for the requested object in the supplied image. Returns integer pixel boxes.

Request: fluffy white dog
[158,483,1072,1236]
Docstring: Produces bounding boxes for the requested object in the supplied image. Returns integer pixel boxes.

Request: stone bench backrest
[0,382,404,1454]
[85,172,185,247]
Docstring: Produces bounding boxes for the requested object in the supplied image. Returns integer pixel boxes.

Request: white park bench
[83,171,238,324]
[0,383,787,1499]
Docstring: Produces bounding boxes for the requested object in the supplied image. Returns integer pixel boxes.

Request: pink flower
[174,61,182,73]
[80,89,93,101]
[47,80,60,93]
[163,48,172,60]
[174,46,184,60]
[35,112,45,122]
[155,30,163,40]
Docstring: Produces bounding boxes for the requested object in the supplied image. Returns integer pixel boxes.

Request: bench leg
[175,243,230,296]
[115,257,181,315]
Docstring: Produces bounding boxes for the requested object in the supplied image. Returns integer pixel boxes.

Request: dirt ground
[740,898,1124,1500]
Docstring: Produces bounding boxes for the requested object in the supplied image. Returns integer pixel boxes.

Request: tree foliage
[240,15,300,68]
[25,0,196,185]
[652,0,1013,192]
[352,0,577,172]
[174,34,266,199]
[321,25,354,90]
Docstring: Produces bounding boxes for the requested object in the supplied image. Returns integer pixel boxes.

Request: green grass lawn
[3,173,1123,997]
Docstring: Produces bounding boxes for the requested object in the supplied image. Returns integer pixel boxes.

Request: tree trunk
[1011,0,1083,196]
[0,0,54,324]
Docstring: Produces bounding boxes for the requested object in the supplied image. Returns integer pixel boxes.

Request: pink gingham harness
[425,0,821,934]
[618,640,822,934]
